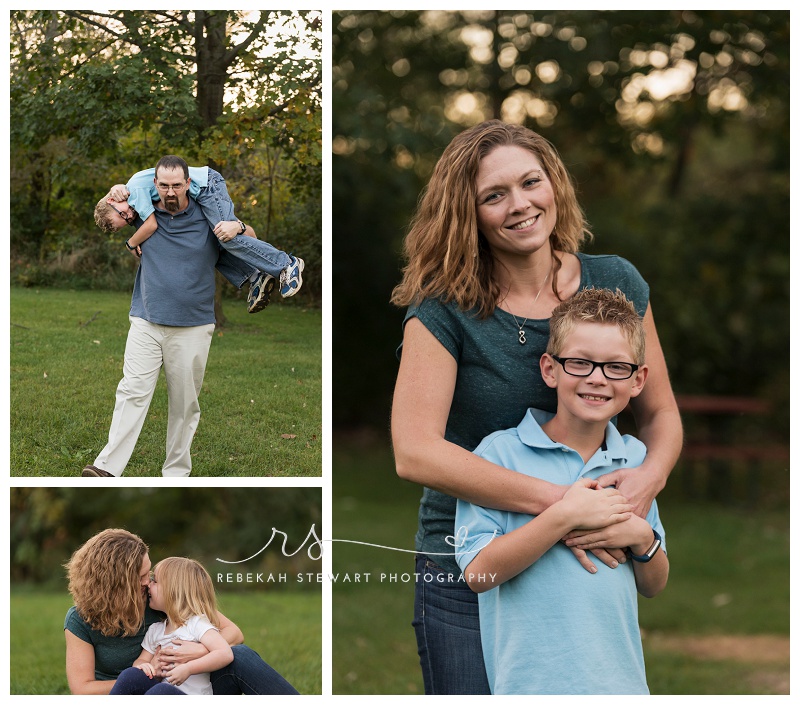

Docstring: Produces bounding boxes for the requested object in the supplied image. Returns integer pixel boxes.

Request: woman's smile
[507,215,540,231]
[475,145,557,258]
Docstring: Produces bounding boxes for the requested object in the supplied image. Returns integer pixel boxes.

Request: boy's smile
[541,321,648,433]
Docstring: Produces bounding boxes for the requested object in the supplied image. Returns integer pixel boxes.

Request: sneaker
[280,256,304,298]
[82,465,114,477]
[247,273,275,313]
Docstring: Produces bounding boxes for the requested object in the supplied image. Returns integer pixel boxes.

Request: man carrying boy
[93,163,304,312]
[455,288,668,694]
[82,156,233,477]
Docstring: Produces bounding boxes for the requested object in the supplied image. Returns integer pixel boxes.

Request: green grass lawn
[10,287,321,476]
[332,437,790,695]
[10,588,321,695]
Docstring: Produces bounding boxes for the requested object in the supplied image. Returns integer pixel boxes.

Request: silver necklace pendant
[518,328,526,345]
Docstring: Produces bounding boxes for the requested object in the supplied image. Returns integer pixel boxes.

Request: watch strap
[628,529,661,563]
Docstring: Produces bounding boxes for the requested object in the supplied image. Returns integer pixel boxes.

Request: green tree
[10,487,322,586]
[332,10,788,434]
[10,10,322,313]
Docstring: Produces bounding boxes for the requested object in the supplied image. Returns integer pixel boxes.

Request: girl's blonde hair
[391,120,592,318]
[153,557,220,629]
[66,528,149,637]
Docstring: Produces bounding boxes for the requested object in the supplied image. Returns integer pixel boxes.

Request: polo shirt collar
[517,407,631,464]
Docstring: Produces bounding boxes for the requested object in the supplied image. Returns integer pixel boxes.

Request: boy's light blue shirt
[455,408,665,695]
[125,166,208,220]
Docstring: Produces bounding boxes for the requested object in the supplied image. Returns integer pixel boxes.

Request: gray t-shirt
[130,198,220,326]
[400,253,650,573]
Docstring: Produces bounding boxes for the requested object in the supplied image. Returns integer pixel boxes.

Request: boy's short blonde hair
[547,288,646,364]
[94,198,118,233]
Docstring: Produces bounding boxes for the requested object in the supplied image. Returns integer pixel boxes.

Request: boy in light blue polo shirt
[94,163,304,311]
[455,288,669,695]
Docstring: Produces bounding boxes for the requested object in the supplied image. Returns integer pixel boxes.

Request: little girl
[110,557,233,695]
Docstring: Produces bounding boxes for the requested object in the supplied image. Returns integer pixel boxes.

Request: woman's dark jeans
[109,645,298,695]
[210,644,299,695]
[412,554,491,694]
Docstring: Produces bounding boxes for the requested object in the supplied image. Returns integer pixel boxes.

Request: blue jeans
[109,667,184,695]
[210,644,299,695]
[412,554,491,695]
[108,645,298,696]
[202,169,291,283]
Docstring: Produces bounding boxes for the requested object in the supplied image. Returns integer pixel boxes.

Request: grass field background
[10,287,321,476]
[10,588,321,695]
[332,438,790,695]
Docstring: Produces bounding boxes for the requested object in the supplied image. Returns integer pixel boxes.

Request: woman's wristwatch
[238,221,246,235]
[627,529,662,563]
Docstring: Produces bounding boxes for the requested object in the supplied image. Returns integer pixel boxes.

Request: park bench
[674,394,789,505]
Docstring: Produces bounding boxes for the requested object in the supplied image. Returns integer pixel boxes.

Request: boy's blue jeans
[412,554,491,694]
[202,169,292,285]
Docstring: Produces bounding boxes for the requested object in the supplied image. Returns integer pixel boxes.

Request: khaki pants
[93,316,215,476]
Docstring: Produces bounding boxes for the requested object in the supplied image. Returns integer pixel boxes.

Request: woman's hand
[157,639,208,671]
[595,466,664,518]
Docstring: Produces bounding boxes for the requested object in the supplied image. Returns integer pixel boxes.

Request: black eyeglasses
[109,203,134,224]
[551,355,640,380]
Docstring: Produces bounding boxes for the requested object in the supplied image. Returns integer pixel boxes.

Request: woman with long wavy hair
[64,528,298,695]
[391,120,682,694]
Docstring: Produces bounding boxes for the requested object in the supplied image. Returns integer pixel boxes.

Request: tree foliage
[10,10,322,304]
[332,10,789,434]
[10,487,322,586]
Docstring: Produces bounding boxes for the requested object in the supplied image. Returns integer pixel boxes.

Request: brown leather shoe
[82,465,115,477]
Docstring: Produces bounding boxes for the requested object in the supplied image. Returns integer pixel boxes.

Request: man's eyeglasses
[550,356,640,380]
[109,203,134,224]
[155,182,187,193]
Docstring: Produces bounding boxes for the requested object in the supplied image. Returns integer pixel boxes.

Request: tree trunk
[195,11,231,325]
